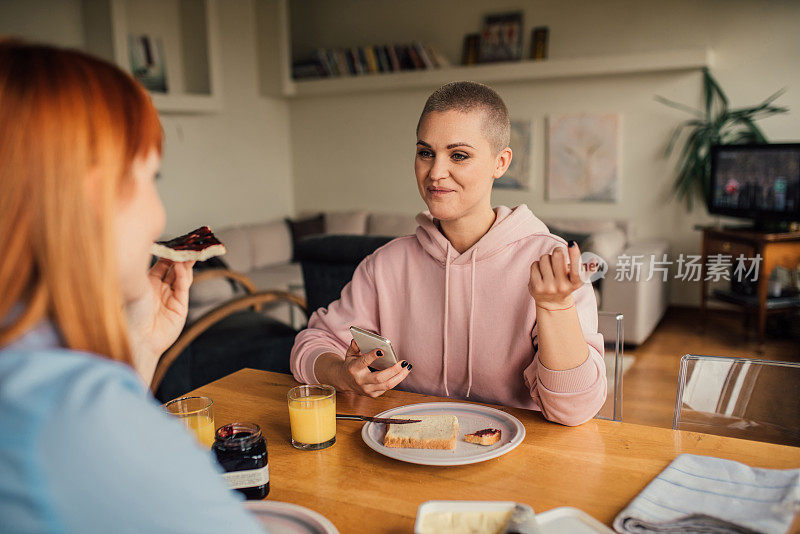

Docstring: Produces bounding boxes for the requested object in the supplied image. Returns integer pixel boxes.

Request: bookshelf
[282,48,714,99]
[261,0,713,99]
[81,0,223,113]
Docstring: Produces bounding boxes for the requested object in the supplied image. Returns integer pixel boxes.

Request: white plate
[361,402,525,466]
[245,501,339,534]
[414,502,614,534]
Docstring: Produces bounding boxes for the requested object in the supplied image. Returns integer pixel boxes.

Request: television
[708,143,800,229]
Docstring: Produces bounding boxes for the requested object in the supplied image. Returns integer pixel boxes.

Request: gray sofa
[188,211,418,325]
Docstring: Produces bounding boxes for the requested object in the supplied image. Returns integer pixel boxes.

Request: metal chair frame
[596,311,624,422]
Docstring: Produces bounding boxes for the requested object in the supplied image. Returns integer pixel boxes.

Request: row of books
[292,42,451,80]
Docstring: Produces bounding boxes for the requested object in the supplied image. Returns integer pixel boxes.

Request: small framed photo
[128,35,168,93]
[529,26,549,60]
[461,33,481,66]
[479,12,524,63]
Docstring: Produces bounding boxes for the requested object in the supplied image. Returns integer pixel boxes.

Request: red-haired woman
[0,41,263,532]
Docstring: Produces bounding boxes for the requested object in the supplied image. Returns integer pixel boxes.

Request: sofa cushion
[584,228,628,266]
[367,213,418,236]
[215,226,253,273]
[250,220,293,268]
[286,214,325,260]
[544,218,622,236]
[325,211,368,235]
[247,262,304,292]
[189,276,237,306]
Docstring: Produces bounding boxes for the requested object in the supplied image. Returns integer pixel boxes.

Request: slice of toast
[383,415,458,450]
[464,428,501,446]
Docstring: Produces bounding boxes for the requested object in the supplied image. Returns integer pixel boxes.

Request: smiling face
[415,109,512,222]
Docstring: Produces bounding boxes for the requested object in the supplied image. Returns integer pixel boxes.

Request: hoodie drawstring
[442,243,478,399]
[442,243,451,396]
[466,247,477,398]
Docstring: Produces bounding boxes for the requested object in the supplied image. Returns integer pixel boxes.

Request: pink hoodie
[290,205,606,426]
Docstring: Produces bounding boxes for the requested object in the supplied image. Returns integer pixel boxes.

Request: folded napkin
[613,454,800,534]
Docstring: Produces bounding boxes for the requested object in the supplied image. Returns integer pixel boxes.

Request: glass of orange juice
[287,385,336,450]
[164,396,215,449]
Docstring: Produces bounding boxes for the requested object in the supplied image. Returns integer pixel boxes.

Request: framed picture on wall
[546,113,620,202]
[495,119,532,190]
[479,12,524,63]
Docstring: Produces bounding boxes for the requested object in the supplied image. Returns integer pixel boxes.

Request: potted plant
[656,68,788,210]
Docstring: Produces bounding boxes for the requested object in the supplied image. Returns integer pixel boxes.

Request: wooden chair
[150,268,307,393]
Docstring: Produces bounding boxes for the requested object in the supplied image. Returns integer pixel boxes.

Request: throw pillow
[285,213,326,260]
[325,211,368,235]
[549,225,592,250]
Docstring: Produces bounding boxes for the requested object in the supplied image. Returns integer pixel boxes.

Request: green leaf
[655,95,704,118]
[728,103,789,121]
[664,119,706,156]
[759,87,787,107]
[703,68,713,118]
[736,116,768,143]
[704,68,729,120]
[721,130,758,145]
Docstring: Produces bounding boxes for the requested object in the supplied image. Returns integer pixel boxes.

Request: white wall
[288,0,800,306]
[3,1,798,306]
[0,0,294,236]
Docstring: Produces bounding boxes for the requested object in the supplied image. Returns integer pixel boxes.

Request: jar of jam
[212,422,269,500]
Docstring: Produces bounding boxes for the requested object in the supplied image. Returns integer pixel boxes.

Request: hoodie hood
[414,204,549,264]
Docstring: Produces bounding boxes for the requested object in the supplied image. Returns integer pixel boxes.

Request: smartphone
[349,326,399,371]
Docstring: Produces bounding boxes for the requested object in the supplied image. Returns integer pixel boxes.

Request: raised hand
[528,242,585,310]
[125,258,195,383]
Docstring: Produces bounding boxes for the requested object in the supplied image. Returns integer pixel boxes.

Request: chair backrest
[595,311,624,422]
[295,234,394,317]
[673,354,800,446]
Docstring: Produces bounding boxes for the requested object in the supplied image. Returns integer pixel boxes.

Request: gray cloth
[613,454,800,534]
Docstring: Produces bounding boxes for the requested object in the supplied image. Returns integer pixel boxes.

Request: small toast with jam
[464,428,501,446]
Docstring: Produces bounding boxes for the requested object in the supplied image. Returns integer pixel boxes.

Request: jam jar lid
[214,422,264,451]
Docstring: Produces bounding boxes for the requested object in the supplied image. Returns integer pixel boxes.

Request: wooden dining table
[190,369,800,533]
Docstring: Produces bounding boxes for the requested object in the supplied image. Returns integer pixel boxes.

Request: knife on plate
[336,414,422,424]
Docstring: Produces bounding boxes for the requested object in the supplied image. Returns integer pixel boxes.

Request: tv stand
[697,225,800,347]
[721,221,798,233]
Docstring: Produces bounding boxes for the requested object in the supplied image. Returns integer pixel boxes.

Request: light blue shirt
[0,321,265,533]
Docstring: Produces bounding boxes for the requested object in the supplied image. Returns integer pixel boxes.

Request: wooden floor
[621,307,800,429]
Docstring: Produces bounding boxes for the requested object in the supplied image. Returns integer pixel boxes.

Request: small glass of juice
[287,385,336,450]
[164,396,215,449]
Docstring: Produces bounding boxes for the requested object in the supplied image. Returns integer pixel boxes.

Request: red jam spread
[472,428,500,437]
[156,226,222,251]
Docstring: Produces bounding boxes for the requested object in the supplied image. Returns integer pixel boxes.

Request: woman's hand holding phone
[315,340,411,398]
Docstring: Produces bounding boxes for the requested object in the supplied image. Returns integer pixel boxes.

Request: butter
[418,509,513,534]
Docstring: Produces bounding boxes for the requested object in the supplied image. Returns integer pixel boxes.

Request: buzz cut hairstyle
[416,81,511,153]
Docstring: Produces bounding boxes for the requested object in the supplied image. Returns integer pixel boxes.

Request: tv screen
[709,144,800,223]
